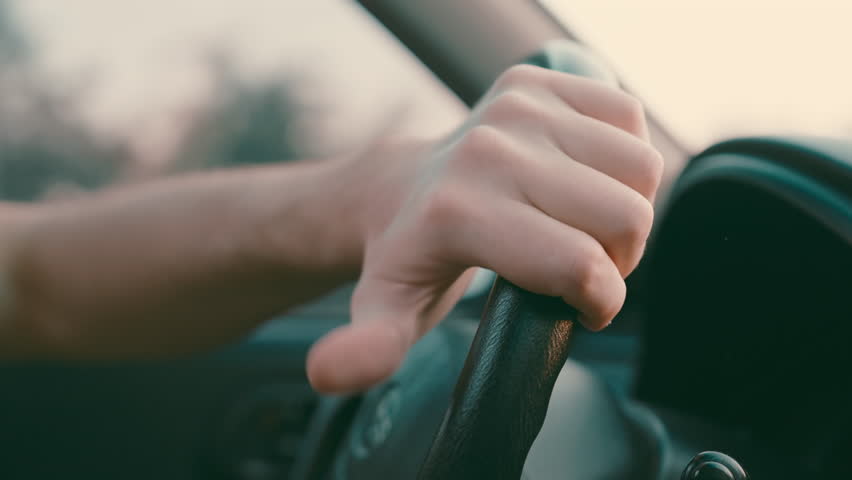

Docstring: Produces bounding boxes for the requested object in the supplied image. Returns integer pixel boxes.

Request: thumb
[306,279,416,394]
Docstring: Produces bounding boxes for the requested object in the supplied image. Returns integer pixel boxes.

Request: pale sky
[543,0,852,149]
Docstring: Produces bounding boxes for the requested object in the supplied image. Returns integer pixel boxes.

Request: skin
[0,65,663,394]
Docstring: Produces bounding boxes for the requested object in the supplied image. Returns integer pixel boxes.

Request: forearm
[0,156,366,359]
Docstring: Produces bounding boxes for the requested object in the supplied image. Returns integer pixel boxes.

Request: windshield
[541,0,852,151]
[0,0,464,200]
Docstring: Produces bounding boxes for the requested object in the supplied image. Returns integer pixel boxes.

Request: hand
[307,65,664,393]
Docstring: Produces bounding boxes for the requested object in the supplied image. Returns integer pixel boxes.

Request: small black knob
[681,451,749,480]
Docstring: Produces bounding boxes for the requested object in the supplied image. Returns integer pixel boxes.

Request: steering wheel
[416,277,574,479]
[291,40,750,480]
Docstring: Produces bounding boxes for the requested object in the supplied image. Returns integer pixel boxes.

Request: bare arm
[0,155,370,359]
[0,66,663,395]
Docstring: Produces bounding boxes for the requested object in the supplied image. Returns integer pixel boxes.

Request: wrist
[346,136,433,243]
[257,136,431,278]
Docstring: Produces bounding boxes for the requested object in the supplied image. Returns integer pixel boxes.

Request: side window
[0,0,466,200]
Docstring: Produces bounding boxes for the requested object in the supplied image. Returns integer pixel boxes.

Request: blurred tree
[0,0,123,201]
[165,57,308,172]
[0,3,314,200]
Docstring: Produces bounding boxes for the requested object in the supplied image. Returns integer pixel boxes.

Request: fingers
[546,108,664,201]
[493,64,650,140]
[450,198,626,331]
[470,68,661,276]
[481,69,662,202]
[516,145,654,277]
[444,118,654,278]
[308,64,660,394]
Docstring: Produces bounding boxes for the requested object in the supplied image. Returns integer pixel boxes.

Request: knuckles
[454,124,504,161]
[494,64,548,89]
[416,182,473,232]
[450,124,519,172]
[481,90,550,126]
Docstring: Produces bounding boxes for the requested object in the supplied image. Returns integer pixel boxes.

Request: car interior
[0,1,850,479]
